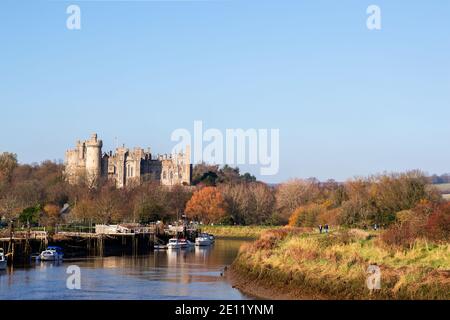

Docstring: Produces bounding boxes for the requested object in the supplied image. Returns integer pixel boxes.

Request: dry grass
[232,228,450,300]
[433,183,450,193]
[201,225,279,238]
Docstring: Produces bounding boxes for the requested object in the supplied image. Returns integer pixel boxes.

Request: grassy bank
[201,225,278,239]
[231,228,450,300]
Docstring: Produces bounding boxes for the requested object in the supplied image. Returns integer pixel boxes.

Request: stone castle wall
[65,134,192,188]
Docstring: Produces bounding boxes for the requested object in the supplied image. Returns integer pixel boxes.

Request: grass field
[433,183,450,193]
[201,225,278,238]
[231,228,450,300]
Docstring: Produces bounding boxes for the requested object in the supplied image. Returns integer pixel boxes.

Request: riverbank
[201,225,278,239]
[230,228,450,300]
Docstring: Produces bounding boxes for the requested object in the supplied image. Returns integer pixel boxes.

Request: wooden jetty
[0,224,199,264]
[0,230,157,263]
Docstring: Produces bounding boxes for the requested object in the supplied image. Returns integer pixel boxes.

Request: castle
[65,134,192,188]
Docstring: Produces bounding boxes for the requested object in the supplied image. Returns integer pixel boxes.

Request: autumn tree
[275,179,322,223]
[220,182,275,225]
[93,185,127,224]
[70,197,96,223]
[41,204,61,229]
[185,187,226,224]
[0,152,18,184]
[132,183,170,223]
[167,185,193,220]
[339,171,436,227]
[0,193,24,223]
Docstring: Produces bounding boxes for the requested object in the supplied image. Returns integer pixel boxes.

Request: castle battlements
[64,134,192,188]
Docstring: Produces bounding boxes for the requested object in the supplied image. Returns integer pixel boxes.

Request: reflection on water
[0,239,250,300]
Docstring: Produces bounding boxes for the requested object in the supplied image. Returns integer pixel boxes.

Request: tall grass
[232,228,450,299]
[201,225,278,238]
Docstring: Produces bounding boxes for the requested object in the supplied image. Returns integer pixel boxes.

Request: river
[0,239,251,300]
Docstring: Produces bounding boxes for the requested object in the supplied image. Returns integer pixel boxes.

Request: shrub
[425,203,450,241]
[382,201,450,246]
[252,227,302,251]
[381,222,415,248]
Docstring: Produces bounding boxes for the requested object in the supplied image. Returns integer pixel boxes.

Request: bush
[381,223,415,248]
[382,201,450,247]
[251,227,303,251]
[425,202,450,241]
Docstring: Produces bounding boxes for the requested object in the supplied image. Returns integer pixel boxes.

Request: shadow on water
[0,239,253,300]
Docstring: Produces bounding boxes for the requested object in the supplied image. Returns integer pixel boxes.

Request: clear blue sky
[0,0,449,183]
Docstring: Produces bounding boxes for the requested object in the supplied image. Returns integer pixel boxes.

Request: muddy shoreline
[226,265,326,300]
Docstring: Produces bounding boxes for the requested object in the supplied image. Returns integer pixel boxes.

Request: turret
[184,145,192,185]
[85,133,103,184]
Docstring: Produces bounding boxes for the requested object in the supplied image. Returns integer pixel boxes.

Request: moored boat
[39,246,64,261]
[195,234,212,247]
[0,248,7,270]
[167,238,194,250]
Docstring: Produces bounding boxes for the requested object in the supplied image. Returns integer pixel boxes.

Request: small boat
[195,234,213,247]
[167,238,186,249]
[208,234,215,243]
[167,238,194,250]
[40,246,64,261]
[0,248,7,270]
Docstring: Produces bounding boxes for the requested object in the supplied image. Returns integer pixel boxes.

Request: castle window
[170,172,173,180]
[163,171,167,179]
[131,167,134,177]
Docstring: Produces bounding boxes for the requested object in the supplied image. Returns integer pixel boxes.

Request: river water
[0,239,251,300]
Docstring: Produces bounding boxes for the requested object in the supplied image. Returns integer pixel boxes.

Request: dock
[0,224,200,264]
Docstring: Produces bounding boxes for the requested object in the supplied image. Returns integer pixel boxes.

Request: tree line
[0,152,448,244]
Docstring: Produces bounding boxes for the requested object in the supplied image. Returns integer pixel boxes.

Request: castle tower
[184,145,192,185]
[85,133,103,184]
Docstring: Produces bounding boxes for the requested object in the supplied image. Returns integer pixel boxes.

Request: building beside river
[65,133,192,188]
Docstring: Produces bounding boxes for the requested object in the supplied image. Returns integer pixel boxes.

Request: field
[230,228,450,300]
[433,183,450,194]
[201,225,278,239]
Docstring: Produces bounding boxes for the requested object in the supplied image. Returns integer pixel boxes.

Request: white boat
[167,238,194,250]
[195,234,213,247]
[208,234,216,243]
[154,244,168,250]
[39,246,64,261]
[0,248,7,270]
